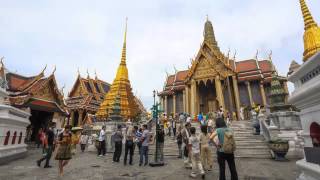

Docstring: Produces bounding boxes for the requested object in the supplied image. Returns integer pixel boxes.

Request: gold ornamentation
[299,0,320,61]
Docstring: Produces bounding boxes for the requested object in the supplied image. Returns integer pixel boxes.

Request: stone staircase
[149,121,271,159]
[230,121,271,159]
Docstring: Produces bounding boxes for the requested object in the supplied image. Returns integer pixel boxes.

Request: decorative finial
[0,57,4,64]
[77,67,81,77]
[268,50,273,61]
[52,65,56,74]
[86,69,90,78]
[227,48,230,59]
[173,65,178,73]
[165,70,169,78]
[41,64,47,74]
[206,14,209,21]
[255,50,259,60]
[233,50,237,60]
[95,69,98,79]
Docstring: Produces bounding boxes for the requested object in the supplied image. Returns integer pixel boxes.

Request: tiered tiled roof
[2,65,66,113]
[159,59,279,96]
[66,75,111,112]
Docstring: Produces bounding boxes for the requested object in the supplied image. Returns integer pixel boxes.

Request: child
[188,127,205,179]
[200,125,213,171]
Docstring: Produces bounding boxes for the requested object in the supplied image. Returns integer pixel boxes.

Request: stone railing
[258,113,279,142]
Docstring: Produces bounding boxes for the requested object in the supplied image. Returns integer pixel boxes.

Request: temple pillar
[226,76,234,114]
[246,81,254,106]
[259,81,267,107]
[215,76,225,111]
[70,111,75,126]
[185,86,190,114]
[190,79,196,117]
[164,96,168,115]
[183,90,186,113]
[232,76,241,120]
[78,109,83,127]
[173,94,176,116]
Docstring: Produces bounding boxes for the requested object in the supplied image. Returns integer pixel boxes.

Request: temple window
[4,131,10,145]
[18,132,23,144]
[310,122,320,147]
[12,131,17,145]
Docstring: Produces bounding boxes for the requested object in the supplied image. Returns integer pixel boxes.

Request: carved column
[173,94,176,116]
[232,76,241,120]
[259,81,267,107]
[246,81,254,106]
[215,76,225,111]
[164,96,168,115]
[70,111,75,126]
[183,90,186,113]
[78,109,83,127]
[190,80,196,117]
[185,86,190,114]
[226,76,234,114]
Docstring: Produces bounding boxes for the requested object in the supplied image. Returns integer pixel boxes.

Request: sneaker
[99,155,103,157]
[201,174,205,179]
[190,173,197,178]
[44,165,52,168]
[36,160,41,167]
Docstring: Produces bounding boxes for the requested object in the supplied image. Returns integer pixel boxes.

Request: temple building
[0,62,66,141]
[96,20,141,120]
[66,73,111,127]
[158,18,288,119]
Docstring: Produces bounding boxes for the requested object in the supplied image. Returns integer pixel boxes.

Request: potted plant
[269,139,289,161]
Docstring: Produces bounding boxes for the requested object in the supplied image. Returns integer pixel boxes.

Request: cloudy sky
[1,0,319,109]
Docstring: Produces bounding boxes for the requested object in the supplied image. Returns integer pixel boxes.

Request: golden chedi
[96,20,139,120]
[299,0,320,62]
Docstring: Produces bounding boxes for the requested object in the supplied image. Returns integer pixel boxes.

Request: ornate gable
[32,75,64,106]
[186,42,235,82]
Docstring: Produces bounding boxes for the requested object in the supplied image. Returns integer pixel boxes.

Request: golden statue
[299,0,320,62]
[96,18,139,120]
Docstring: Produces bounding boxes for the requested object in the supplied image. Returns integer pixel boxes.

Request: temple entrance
[198,80,218,114]
[29,110,54,141]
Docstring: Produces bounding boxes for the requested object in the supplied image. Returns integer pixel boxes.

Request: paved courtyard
[0,145,299,180]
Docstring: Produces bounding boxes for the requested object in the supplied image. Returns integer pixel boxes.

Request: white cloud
[1,0,319,108]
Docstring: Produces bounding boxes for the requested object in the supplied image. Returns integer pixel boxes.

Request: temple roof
[1,64,66,114]
[66,75,111,111]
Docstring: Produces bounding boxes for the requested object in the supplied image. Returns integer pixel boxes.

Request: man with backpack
[210,118,238,180]
[181,122,192,168]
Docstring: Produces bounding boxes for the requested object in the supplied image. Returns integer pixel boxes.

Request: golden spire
[299,0,320,61]
[121,17,128,65]
[204,16,218,48]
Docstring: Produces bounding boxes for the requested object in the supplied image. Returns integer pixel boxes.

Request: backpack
[222,128,236,154]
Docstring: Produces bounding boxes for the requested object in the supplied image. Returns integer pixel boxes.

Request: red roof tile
[236,60,258,72]
[6,73,37,91]
[176,70,188,82]
[259,60,273,73]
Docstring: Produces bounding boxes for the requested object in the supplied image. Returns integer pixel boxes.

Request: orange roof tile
[236,60,258,72]
[258,60,273,72]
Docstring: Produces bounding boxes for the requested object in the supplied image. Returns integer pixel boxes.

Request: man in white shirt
[98,126,106,156]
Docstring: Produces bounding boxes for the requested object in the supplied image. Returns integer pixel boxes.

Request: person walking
[200,125,213,171]
[135,127,143,154]
[188,127,205,179]
[55,125,72,177]
[139,124,150,166]
[36,127,44,148]
[172,116,177,137]
[113,125,123,162]
[176,126,183,158]
[182,123,192,168]
[210,118,238,180]
[98,126,106,156]
[124,125,134,165]
[80,132,89,152]
[158,125,165,162]
[37,126,54,168]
